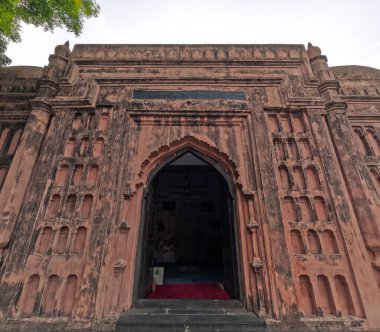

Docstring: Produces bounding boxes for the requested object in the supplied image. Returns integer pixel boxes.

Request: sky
[6,0,380,69]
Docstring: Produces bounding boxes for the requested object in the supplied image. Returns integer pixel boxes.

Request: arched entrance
[135,149,241,301]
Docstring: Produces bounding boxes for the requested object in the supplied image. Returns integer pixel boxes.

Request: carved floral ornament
[0,80,38,94]
[118,222,131,232]
[249,88,268,104]
[250,257,263,271]
[113,259,127,272]
[247,220,260,233]
[72,46,303,62]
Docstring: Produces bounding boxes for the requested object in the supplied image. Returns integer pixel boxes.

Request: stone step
[134,299,243,309]
[116,300,266,332]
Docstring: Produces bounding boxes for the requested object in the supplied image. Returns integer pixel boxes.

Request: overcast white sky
[6,0,380,69]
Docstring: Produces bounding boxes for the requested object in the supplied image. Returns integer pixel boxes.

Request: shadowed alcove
[136,150,240,300]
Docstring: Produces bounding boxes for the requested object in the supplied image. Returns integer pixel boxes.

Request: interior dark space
[139,152,239,299]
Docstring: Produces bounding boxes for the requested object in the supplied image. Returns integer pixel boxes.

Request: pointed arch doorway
[135,149,241,301]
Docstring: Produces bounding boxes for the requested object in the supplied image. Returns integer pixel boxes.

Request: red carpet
[147,283,231,299]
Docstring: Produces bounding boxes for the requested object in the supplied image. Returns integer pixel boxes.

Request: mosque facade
[0,43,379,331]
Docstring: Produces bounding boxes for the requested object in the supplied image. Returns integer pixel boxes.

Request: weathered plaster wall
[0,43,379,331]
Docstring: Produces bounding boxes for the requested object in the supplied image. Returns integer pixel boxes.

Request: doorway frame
[132,147,244,304]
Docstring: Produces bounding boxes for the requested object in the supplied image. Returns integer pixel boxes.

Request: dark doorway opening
[138,151,240,300]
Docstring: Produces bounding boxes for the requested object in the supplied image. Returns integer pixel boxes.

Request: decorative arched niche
[135,136,243,194]
[129,135,262,311]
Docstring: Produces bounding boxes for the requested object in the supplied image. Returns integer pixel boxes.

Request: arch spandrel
[127,135,253,196]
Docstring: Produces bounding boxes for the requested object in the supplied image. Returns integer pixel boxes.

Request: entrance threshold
[146,283,231,300]
[135,298,242,309]
[116,299,266,331]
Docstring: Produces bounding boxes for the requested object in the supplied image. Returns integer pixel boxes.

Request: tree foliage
[0,0,100,66]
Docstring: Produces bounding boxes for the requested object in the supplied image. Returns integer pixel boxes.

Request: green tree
[0,0,100,66]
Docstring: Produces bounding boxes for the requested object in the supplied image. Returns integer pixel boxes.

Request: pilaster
[0,103,51,247]
[307,43,380,327]
[0,42,71,248]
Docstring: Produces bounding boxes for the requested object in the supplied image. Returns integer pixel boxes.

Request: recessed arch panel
[133,138,245,304]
